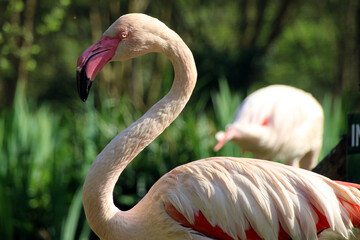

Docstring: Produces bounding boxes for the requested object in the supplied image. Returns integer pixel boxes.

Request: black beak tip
[76,68,93,102]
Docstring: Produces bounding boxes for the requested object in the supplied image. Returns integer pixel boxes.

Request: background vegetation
[0,0,359,239]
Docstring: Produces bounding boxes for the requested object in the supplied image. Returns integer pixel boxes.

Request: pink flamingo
[214,85,324,170]
[77,13,360,240]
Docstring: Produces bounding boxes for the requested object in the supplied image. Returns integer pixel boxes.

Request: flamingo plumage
[214,85,324,170]
[76,13,360,240]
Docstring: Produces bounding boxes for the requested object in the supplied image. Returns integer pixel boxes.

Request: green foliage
[262,4,337,97]
[0,84,57,239]
[0,85,94,239]
[37,1,69,35]
[320,94,345,160]
[60,188,90,240]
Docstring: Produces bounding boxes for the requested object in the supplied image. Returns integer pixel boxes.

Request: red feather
[334,180,360,189]
[261,117,269,126]
[333,180,360,227]
[312,205,330,232]
[165,202,291,240]
[339,200,360,227]
[165,202,235,239]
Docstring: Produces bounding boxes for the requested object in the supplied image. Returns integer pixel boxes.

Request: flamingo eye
[121,32,128,39]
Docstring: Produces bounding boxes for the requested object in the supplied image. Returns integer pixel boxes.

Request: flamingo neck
[82,34,197,239]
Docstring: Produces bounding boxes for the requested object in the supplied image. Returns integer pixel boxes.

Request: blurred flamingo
[214,85,324,170]
[76,13,360,240]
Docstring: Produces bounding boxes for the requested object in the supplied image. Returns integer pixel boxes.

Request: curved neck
[82,35,197,238]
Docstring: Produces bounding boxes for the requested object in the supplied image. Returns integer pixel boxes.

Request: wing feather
[159,157,360,240]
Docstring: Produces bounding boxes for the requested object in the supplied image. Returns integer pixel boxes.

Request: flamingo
[76,13,360,240]
[214,85,324,170]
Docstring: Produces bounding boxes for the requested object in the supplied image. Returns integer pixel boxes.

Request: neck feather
[82,33,197,238]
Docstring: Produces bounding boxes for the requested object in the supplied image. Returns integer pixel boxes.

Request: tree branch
[250,0,268,46]
[239,0,249,48]
[263,0,297,52]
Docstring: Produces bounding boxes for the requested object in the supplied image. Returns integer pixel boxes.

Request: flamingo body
[157,158,360,240]
[214,85,324,170]
[76,13,360,240]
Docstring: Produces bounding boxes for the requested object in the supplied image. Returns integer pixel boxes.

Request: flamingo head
[76,13,172,101]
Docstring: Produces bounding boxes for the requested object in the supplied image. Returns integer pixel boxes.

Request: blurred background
[0,0,359,239]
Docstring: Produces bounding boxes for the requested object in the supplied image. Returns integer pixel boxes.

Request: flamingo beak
[213,128,238,152]
[76,36,120,102]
